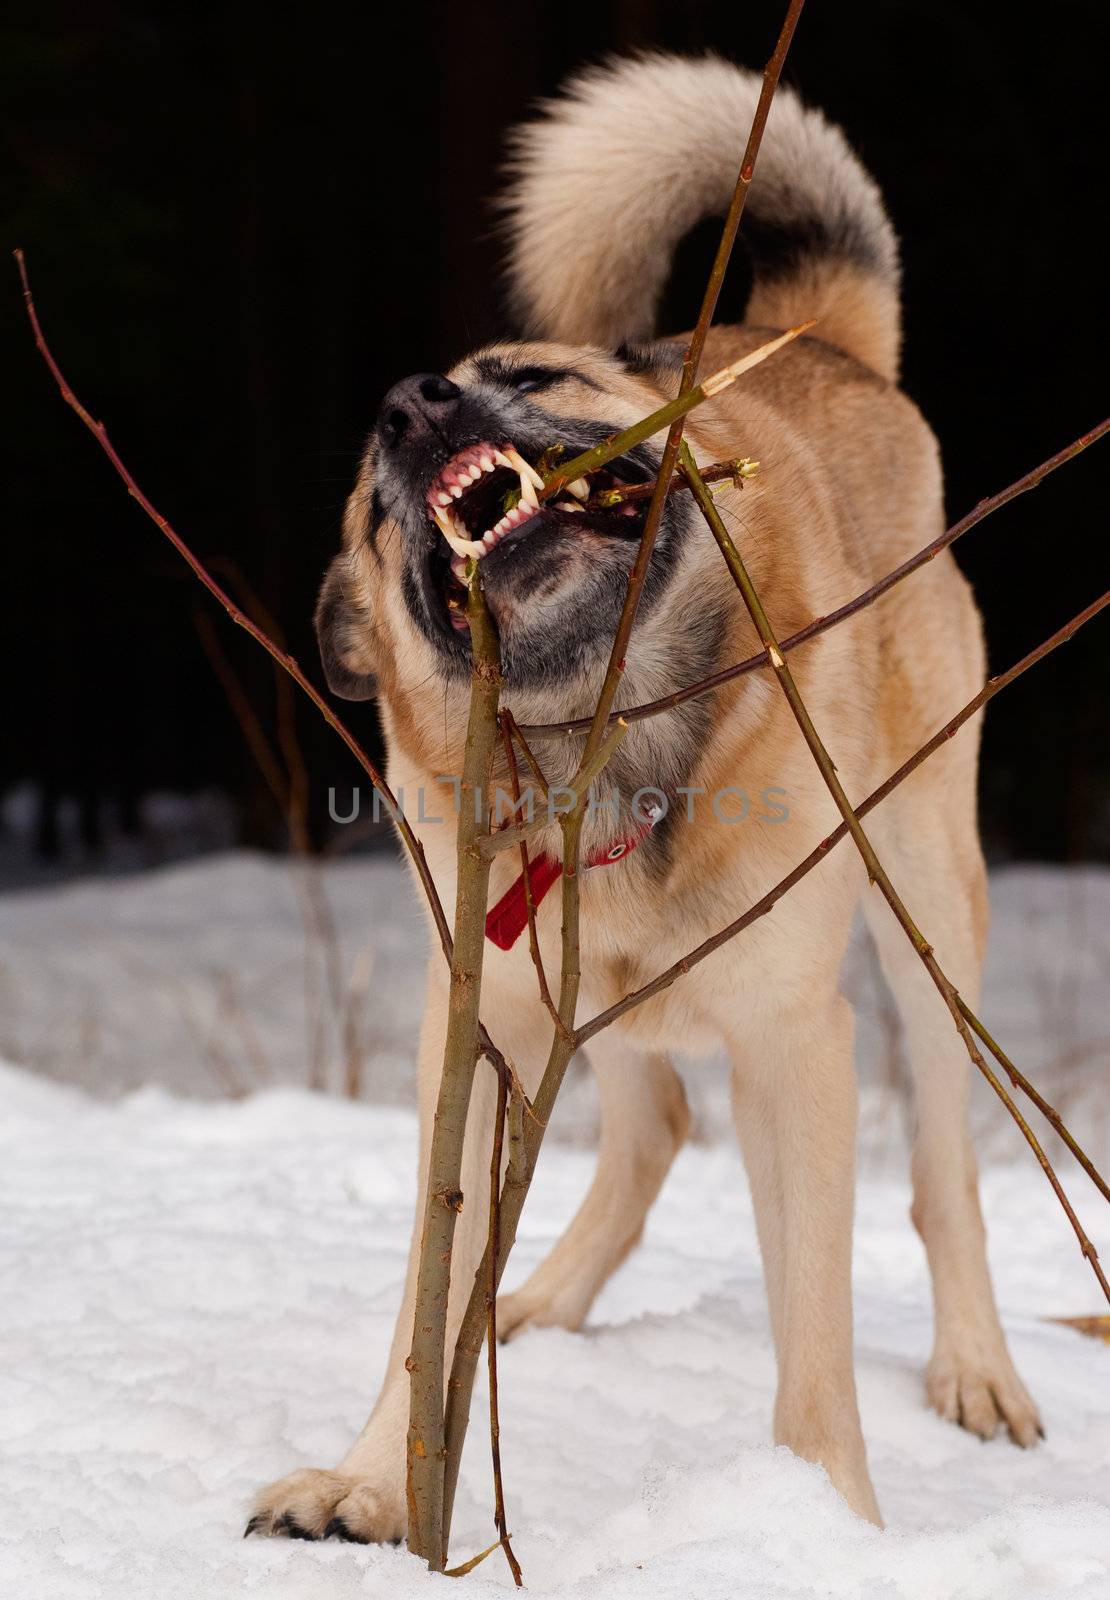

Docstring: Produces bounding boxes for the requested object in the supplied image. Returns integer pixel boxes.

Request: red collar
[485,807,662,951]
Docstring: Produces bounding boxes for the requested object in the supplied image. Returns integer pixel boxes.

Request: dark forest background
[3,0,1108,877]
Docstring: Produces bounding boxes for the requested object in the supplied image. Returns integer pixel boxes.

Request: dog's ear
[315,553,378,701]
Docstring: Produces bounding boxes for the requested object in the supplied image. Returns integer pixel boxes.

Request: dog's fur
[250,54,1038,1540]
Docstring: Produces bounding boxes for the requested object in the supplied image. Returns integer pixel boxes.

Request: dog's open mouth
[424,439,649,632]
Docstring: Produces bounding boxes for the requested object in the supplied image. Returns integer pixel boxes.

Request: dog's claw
[276,1514,317,1541]
[324,1515,368,1544]
[243,1515,263,1539]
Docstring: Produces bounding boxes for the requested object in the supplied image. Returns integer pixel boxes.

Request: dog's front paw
[245,1466,406,1544]
[926,1342,1042,1447]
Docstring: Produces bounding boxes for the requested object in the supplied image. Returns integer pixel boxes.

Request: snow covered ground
[2,1063,1109,1599]
[1,853,1109,1596]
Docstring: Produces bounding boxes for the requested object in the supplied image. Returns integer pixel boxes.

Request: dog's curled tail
[503,53,901,383]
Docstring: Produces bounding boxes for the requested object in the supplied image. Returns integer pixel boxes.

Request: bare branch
[520,416,1110,740]
[571,0,808,769]
[14,246,520,1103]
[679,444,1109,1302]
[956,999,1110,1205]
[407,572,504,1569]
[538,323,812,500]
[485,1056,523,1585]
[499,713,570,1041]
[14,249,455,967]
[573,591,1110,1043]
[587,455,759,511]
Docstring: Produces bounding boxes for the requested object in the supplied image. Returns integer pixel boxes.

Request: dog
[249,53,1040,1540]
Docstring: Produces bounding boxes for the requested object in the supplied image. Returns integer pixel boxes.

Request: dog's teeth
[480,454,494,473]
[449,484,464,499]
[556,499,584,513]
[436,491,452,507]
[567,477,590,501]
[502,445,545,492]
[433,507,484,559]
[467,465,483,483]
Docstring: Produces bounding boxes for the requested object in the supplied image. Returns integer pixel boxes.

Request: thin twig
[573,589,1110,1045]
[567,0,807,772]
[499,712,569,1040]
[481,716,628,858]
[13,249,455,965]
[503,709,552,798]
[957,999,1110,1204]
[486,1056,523,1586]
[587,455,758,510]
[14,247,520,1099]
[520,416,1110,740]
[538,323,812,502]
[680,445,1108,1303]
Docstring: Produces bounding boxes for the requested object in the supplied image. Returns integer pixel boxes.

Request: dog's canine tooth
[557,500,584,513]
[567,477,590,500]
[502,445,545,492]
[433,507,484,559]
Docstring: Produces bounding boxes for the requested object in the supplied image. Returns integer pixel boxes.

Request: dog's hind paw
[245,1467,405,1544]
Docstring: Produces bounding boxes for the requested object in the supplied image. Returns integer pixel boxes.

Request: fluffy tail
[503,53,901,382]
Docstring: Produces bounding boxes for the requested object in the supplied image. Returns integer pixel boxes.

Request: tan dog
[249,54,1039,1541]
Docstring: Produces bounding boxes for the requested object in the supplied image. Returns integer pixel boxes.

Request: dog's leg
[860,830,1041,1447]
[498,1038,689,1339]
[730,993,882,1525]
[248,971,503,1542]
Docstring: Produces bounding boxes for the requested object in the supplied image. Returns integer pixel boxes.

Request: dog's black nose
[377,373,461,449]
